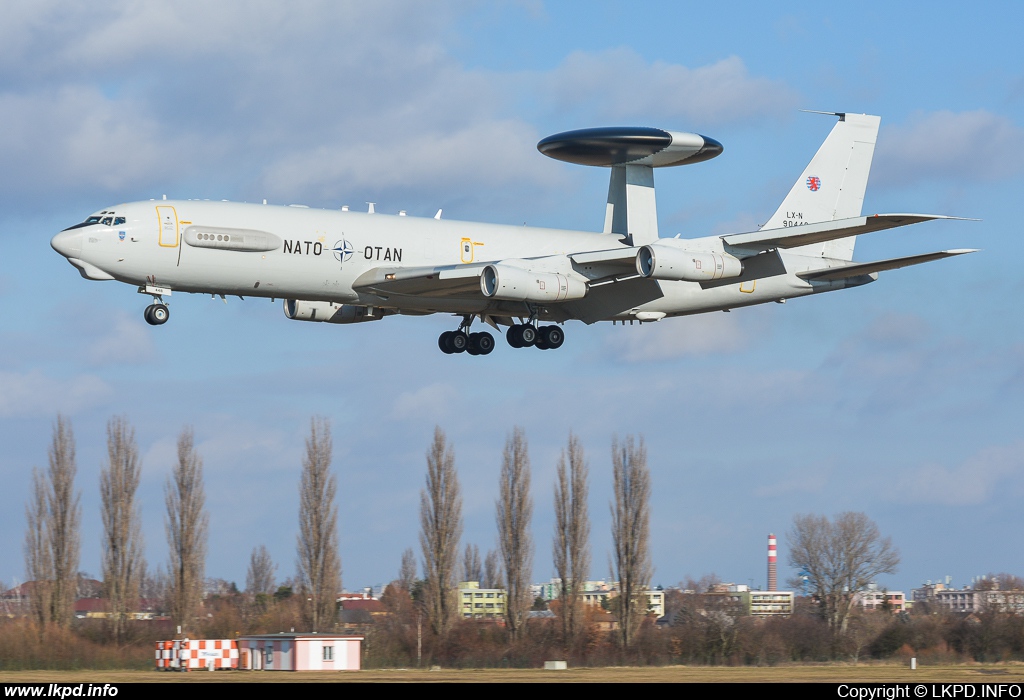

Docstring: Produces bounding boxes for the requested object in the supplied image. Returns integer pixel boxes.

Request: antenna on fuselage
[367,202,375,214]
[434,209,443,220]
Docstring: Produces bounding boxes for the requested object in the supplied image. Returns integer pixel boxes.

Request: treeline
[8,415,1024,670]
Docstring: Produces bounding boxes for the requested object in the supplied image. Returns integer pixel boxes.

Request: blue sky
[1,1,1022,595]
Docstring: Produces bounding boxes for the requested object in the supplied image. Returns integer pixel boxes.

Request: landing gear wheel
[507,324,537,347]
[506,326,522,348]
[144,304,169,326]
[448,330,468,353]
[439,331,454,354]
[540,325,564,349]
[470,332,495,355]
[150,304,169,325]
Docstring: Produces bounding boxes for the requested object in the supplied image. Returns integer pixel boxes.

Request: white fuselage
[52,199,860,323]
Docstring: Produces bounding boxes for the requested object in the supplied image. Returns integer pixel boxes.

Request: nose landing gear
[144,303,170,326]
[139,284,172,326]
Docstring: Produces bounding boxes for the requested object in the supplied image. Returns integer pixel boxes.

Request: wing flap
[797,249,978,282]
[723,214,970,255]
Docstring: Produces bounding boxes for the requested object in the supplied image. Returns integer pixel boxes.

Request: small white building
[238,633,362,671]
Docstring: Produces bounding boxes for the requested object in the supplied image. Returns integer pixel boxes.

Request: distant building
[855,584,906,613]
[458,581,506,619]
[912,580,1024,615]
[739,590,795,617]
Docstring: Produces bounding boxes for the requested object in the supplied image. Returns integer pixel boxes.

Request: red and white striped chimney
[767,533,777,592]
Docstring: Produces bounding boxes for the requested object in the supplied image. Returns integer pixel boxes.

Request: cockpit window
[60,212,124,232]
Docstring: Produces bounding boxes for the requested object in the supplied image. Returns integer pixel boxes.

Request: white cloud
[543,50,799,126]
[392,383,460,420]
[604,311,748,362]
[0,370,112,417]
[85,312,159,367]
[873,110,1024,187]
[259,118,565,203]
[892,442,1024,506]
[0,86,197,198]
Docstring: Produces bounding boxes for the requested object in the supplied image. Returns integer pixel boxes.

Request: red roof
[339,599,385,613]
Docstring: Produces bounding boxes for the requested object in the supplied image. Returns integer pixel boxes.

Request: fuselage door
[156,206,179,247]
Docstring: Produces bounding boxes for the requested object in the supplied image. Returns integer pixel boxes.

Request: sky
[1,0,1022,596]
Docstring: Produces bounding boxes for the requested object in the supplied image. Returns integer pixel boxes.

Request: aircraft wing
[355,246,644,299]
[723,214,971,255]
[797,249,978,282]
[352,264,488,298]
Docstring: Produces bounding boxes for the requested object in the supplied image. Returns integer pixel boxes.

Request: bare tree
[398,547,417,592]
[297,417,342,632]
[46,416,80,629]
[483,549,503,590]
[24,417,81,630]
[611,435,652,649]
[554,432,590,647]
[419,427,462,638]
[496,427,533,641]
[165,427,208,634]
[246,545,276,597]
[461,543,482,584]
[100,416,144,644]
[788,511,899,642]
[24,467,52,628]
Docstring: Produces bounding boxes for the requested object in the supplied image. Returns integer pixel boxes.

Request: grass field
[2,664,1023,683]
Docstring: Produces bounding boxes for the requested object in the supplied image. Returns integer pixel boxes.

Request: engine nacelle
[636,245,743,282]
[283,300,385,324]
[481,264,587,302]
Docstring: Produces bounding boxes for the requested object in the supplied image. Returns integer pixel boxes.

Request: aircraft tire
[541,325,564,349]
[439,331,454,354]
[519,324,537,347]
[151,304,170,325]
[506,326,522,348]
[450,330,469,353]
[144,305,157,326]
[475,332,495,355]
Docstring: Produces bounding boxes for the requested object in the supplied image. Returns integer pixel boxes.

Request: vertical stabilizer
[761,113,880,260]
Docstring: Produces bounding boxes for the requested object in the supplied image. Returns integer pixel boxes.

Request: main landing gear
[438,316,495,356]
[506,323,564,350]
[144,303,170,326]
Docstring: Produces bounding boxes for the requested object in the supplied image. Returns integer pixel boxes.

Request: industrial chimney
[768,533,777,592]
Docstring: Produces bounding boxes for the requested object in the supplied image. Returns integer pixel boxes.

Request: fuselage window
[101,217,113,226]
[114,217,126,225]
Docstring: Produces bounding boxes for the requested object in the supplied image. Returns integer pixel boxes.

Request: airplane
[51,112,975,355]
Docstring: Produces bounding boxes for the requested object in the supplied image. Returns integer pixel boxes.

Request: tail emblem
[806,176,822,192]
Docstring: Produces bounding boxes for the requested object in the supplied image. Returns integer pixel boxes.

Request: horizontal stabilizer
[723,214,972,256]
[797,249,978,281]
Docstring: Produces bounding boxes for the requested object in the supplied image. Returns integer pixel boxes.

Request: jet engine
[283,300,386,323]
[636,245,743,282]
[480,264,587,302]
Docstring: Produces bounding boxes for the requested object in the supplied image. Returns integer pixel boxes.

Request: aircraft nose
[51,229,83,258]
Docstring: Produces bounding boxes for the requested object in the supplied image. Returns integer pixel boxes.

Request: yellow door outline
[156,206,179,247]
[739,280,756,294]
[460,237,474,263]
